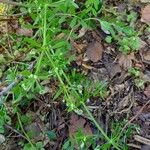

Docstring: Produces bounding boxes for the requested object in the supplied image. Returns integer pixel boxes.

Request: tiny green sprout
[128,67,140,77]
[119,36,140,54]
[135,79,145,89]
[105,36,112,43]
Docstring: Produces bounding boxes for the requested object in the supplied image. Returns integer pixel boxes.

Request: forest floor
[0,0,150,150]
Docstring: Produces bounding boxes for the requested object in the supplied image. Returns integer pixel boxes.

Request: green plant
[128,67,145,89]
[23,142,45,150]
[63,120,139,150]
[0,107,11,134]
[128,67,140,77]
[100,6,140,54]
[134,79,145,89]
[63,128,97,150]
[0,0,141,149]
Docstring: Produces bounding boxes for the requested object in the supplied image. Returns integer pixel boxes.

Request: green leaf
[63,140,71,149]
[0,126,4,134]
[24,38,41,48]
[80,20,88,28]
[94,0,99,10]
[105,36,112,43]
[53,87,63,100]
[59,16,67,24]
[35,142,44,149]
[70,17,77,28]
[46,131,57,140]
[91,8,97,16]
[53,41,68,49]
[71,1,79,8]
[100,20,115,37]
[23,143,36,150]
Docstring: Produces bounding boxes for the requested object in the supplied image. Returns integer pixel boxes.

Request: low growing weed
[0,0,141,149]
[128,67,145,89]
[63,120,139,150]
[100,4,140,54]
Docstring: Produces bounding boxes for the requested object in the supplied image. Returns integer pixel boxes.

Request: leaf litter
[1,0,150,150]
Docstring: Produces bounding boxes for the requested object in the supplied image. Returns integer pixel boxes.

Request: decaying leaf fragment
[118,53,135,70]
[86,41,104,62]
[141,5,150,24]
[16,27,33,37]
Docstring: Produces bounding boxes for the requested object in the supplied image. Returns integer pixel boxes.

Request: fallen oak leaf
[86,41,104,62]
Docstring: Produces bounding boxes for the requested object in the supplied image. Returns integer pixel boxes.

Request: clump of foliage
[128,67,145,89]
[100,6,140,54]
[0,0,140,149]
[63,120,139,150]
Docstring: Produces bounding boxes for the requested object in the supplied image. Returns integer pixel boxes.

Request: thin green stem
[45,50,70,100]
[45,46,120,149]
[43,4,47,47]
[17,112,34,147]
[81,102,121,150]
[35,4,47,74]
[41,1,120,148]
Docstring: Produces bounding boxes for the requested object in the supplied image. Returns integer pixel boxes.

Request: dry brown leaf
[139,39,147,50]
[16,28,33,37]
[141,5,150,24]
[118,53,135,70]
[144,84,150,98]
[69,113,92,138]
[55,33,65,40]
[103,61,121,79]
[86,41,103,62]
[143,50,150,61]
[72,41,87,53]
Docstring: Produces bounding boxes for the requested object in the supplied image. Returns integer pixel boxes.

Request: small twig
[120,98,150,134]
[134,135,150,146]
[0,11,28,17]
[0,0,24,6]
[4,124,27,140]
[127,143,141,149]
[17,112,34,147]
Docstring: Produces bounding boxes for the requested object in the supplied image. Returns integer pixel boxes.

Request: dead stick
[121,98,150,133]
[4,124,27,140]
[134,135,150,146]
[127,143,141,149]
[0,0,24,6]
